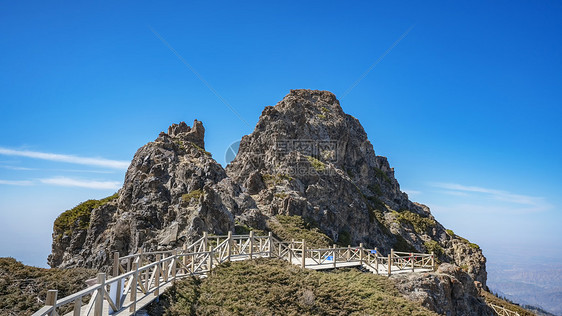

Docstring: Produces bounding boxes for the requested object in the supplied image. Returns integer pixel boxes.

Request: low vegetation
[53,193,118,237]
[148,258,438,316]
[424,240,444,258]
[174,139,211,156]
[182,189,203,203]
[393,210,436,234]
[374,167,392,184]
[262,173,292,186]
[393,234,418,253]
[268,215,332,248]
[190,142,211,156]
[305,155,326,172]
[482,290,535,316]
[233,221,265,235]
[458,236,480,250]
[0,258,95,316]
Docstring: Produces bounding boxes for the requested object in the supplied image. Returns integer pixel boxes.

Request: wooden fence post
[289,239,294,263]
[139,248,144,266]
[333,244,337,268]
[387,254,392,276]
[347,245,351,261]
[268,231,273,257]
[46,290,58,316]
[390,248,394,271]
[410,252,414,272]
[171,249,178,284]
[163,255,169,283]
[94,273,105,316]
[129,262,138,313]
[431,251,435,271]
[374,247,379,273]
[113,251,122,308]
[190,253,195,274]
[359,243,364,265]
[249,231,254,260]
[301,239,306,269]
[203,231,208,251]
[182,244,188,274]
[227,231,232,262]
[155,254,161,296]
[208,243,214,274]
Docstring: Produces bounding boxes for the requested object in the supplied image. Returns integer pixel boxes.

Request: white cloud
[0,165,36,171]
[0,179,34,186]
[40,177,121,190]
[430,182,551,212]
[0,147,129,170]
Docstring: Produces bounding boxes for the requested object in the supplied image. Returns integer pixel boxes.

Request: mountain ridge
[48,89,495,315]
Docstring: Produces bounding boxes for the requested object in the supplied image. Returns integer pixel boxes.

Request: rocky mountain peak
[49,89,487,293]
[164,119,205,149]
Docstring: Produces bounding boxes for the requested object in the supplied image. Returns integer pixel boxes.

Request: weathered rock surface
[49,90,489,314]
[227,89,486,285]
[49,120,252,270]
[392,263,494,315]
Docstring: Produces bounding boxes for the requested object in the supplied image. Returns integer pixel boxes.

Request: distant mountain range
[488,261,562,315]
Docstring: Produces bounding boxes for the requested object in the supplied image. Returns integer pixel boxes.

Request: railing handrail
[33,232,434,316]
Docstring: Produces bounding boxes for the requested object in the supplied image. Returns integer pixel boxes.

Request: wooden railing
[32,231,434,316]
[488,303,521,316]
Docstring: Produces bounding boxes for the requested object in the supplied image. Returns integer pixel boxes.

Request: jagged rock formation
[226,89,486,285]
[49,89,489,314]
[392,263,493,315]
[49,120,254,269]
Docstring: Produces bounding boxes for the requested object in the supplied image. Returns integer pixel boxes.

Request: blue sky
[0,1,561,271]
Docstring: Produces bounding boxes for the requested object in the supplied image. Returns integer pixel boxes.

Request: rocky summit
[49,89,490,314]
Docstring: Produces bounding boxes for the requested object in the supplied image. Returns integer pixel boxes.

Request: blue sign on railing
[326,256,333,261]
[370,250,377,254]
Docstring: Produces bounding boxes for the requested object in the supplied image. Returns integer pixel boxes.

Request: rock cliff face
[392,264,493,316]
[49,119,253,269]
[226,89,486,285]
[49,89,488,314]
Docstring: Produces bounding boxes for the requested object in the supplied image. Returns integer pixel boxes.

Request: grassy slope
[482,290,536,316]
[0,258,95,316]
[148,258,438,316]
[268,215,333,248]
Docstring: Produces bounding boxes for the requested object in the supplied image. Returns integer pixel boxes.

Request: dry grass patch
[150,258,438,316]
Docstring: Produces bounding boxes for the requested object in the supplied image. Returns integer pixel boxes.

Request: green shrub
[374,167,392,184]
[234,221,265,235]
[0,258,95,315]
[424,240,444,257]
[393,235,417,253]
[306,156,326,172]
[337,230,352,246]
[149,258,438,315]
[268,215,332,248]
[457,236,480,249]
[368,183,383,196]
[190,142,211,156]
[317,114,327,119]
[262,173,292,186]
[321,106,330,113]
[274,192,288,199]
[182,189,203,202]
[393,210,436,234]
[446,229,455,236]
[53,193,118,237]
